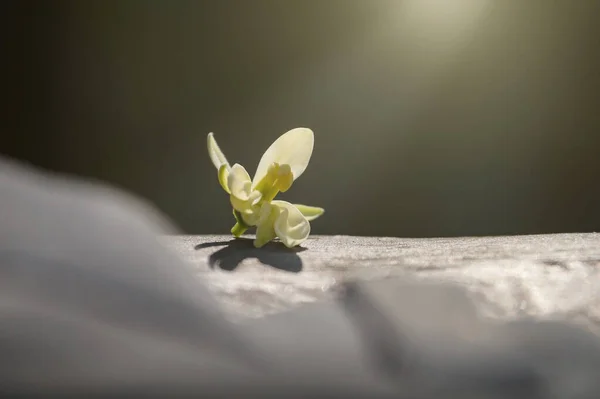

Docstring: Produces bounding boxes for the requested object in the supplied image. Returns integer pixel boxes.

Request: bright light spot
[397,0,492,48]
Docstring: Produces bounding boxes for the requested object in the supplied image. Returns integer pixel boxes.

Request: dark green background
[3,0,599,236]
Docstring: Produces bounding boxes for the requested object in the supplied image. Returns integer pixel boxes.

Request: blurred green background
[3,0,599,237]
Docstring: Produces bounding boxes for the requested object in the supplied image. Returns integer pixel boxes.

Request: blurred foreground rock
[163,234,600,329]
[5,156,600,397]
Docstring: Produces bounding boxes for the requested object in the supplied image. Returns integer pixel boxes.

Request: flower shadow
[194,238,306,273]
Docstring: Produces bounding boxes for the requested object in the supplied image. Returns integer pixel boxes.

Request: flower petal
[254,203,278,248]
[274,163,293,192]
[227,164,252,201]
[252,128,314,188]
[293,204,325,221]
[230,191,262,217]
[229,164,263,215]
[218,164,231,193]
[271,200,310,248]
[207,132,230,170]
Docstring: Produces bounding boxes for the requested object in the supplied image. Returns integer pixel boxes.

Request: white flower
[207,128,324,248]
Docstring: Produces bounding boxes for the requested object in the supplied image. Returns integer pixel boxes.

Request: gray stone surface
[163,234,600,329]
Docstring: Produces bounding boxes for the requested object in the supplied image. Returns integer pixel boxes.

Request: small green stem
[231,222,247,237]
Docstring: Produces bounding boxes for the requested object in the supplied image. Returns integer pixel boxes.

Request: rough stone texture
[163,234,600,329]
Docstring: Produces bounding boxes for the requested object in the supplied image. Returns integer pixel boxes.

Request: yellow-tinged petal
[275,163,293,192]
[218,164,231,193]
[252,128,314,189]
[293,204,325,221]
[207,133,230,170]
[254,203,278,248]
[252,162,293,202]
[271,200,310,248]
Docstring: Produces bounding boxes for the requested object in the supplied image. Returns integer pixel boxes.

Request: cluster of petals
[208,128,324,248]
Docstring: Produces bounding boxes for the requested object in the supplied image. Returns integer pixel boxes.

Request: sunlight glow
[397,0,492,49]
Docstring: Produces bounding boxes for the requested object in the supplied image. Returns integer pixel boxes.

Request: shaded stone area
[163,233,600,329]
